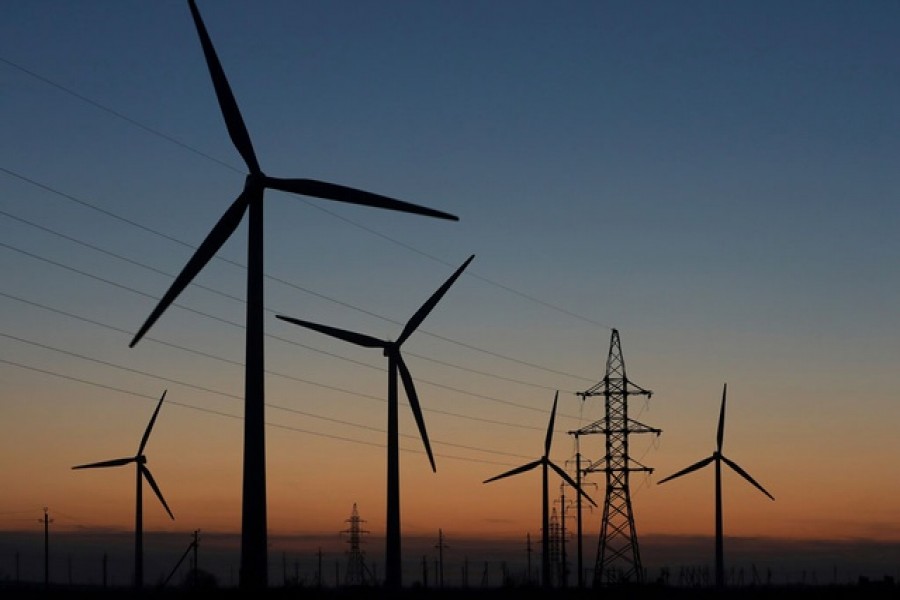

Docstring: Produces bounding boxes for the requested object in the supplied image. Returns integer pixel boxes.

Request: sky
[1,0,899,589]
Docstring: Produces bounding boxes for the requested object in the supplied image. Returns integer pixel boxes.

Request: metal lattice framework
[573,329,660,586]
[341,503,373,586]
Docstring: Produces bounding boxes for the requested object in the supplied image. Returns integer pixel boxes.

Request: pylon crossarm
[623,380,652,397]
[626,418,662,434]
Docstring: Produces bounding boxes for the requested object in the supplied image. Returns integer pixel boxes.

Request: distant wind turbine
[277,254,474,589]
[657,383,774,589]
[483,391,597,588]
[128,1,457,589]
[72,390,174,590]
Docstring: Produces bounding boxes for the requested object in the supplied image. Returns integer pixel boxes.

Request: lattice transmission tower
[574,328,660,586]
[341,503,373,586]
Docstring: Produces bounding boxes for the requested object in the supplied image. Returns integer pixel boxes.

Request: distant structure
[39,507,52,588]
[129,2,458,591]
[657,383,774,590]
[483,392,596,589]
[71,390,174,590]
[341,503,373,586]
[278,254,474,589]
[570,329,660,586]
[434,528,448,588]
[548,506,561,587]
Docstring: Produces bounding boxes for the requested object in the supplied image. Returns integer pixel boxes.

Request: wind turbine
[657,383,774,589]
[128,1,457,589]
[483,391,597,588]
[276,254,474,589]
[72,390,174,590]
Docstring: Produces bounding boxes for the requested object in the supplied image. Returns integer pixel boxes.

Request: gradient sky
[2,0,899,587]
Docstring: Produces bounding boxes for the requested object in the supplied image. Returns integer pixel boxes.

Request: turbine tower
[571,328,660,586]
[130,1,457,590]
[277,254,474,589]
[657,383,774,589]
[483,392,596,589]
[72,390,174,590]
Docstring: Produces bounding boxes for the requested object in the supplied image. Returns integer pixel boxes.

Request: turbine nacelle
[245,171,266,191]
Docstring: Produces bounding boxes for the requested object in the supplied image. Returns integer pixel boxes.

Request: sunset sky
[2,0,899,588]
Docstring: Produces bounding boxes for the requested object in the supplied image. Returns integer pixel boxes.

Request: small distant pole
[316,547,323,588]
[192,529,200,586]
[39,507,53,588]
[435,528,448,588]
[525,533,534,585]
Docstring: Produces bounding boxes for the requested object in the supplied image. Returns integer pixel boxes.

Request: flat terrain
[2,581,899,600]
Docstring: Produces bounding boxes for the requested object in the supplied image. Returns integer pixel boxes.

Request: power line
[1,328,552,448]
[1,354,529,469]
[0,172,596,385]
[1,288,584,430]
[0,54,612,331]
[0,240,588,407]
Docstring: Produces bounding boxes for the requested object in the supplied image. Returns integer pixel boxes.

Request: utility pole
[435,528,448,588]
[192,529,200,586]
[316,547,323,588]
[39,507,53,588]
[573,328,660,586]
[525,533,534,585]
[567,446,598,589]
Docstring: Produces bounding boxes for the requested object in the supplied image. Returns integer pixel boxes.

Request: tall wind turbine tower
[573,329,660,586]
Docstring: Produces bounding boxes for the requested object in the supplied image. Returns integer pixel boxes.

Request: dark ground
[2,580,898,600]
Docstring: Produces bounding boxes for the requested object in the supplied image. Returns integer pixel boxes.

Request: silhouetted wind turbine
[72,390,174,590]
[483,391,596,588]
[657,383,774,590]
[128,1,457,590]
[277,254,474,589]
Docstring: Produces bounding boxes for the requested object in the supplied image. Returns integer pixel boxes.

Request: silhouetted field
[2,581,898,600]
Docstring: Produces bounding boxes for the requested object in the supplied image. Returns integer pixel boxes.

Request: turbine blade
[549,461,597,507]
[141,465,175,520]
[265,177,458,222]
[275,315,385,348]
[483,459,542,483]
[130,191,250,348]
[138,390,167,455]
[717,383,727,452]
[72,457,135,469]
[396,255,474,347]
[397,355,435,472]
[187,0,260,173]
[657,455,715,485]
[721,455,775,500]
[544,391,558,457]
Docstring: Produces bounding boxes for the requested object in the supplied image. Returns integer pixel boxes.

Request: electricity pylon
[571,328,660,586]
[341,503,373,586]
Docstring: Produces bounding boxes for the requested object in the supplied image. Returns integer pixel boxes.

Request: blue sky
[2,0,899,588]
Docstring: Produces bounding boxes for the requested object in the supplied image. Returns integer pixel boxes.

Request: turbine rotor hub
[244,171,266,191]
